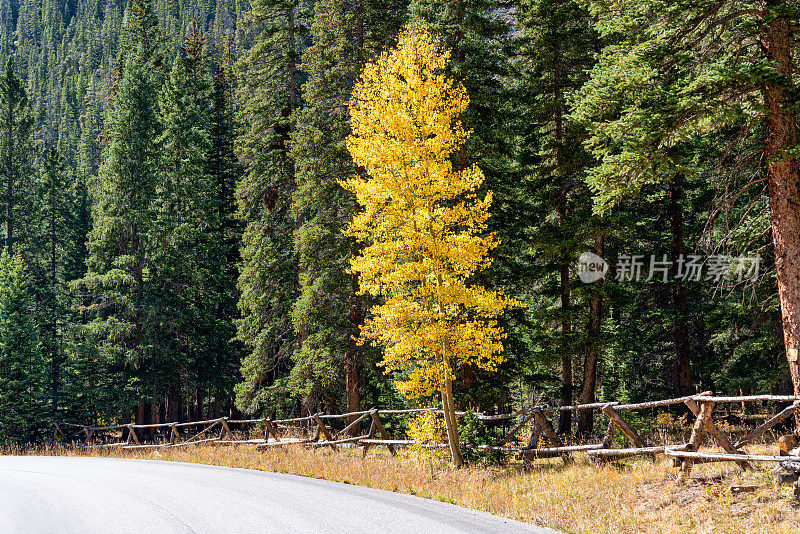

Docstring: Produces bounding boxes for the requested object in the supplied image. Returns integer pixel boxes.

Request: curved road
[0,456,558,533]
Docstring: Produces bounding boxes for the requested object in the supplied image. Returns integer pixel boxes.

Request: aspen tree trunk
[760,9,800,428]
[345,354,360,429]
[441,372,463,468]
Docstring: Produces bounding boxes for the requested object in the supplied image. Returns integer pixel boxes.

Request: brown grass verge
[6,442,800,534]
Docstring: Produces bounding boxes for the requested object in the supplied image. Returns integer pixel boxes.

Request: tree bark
[441,373,463,468]
[558,218,572,432]
[759,9,800,425]
[670,176,691,396]
[345,353,360,432]
[577,234,604,436]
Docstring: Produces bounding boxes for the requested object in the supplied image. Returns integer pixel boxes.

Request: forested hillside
[0,0,797,443]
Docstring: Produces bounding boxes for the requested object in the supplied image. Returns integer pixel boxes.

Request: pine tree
[233,0,308,415]
[514,0,612,435]
[33,144,73,413]
[205,45,245,418]
[289,0,407,423]
[152,21,213,413]
[77,0,163,423]
[0,58,35,255]
[0,250,45,444]
[573,1,800,405]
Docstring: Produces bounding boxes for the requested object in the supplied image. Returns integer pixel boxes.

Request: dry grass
[9,441,800,534]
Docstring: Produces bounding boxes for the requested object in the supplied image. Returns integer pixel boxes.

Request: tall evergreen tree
[514,0,612,435]
[33,144,72,413]
[234,0,308,415]
[206,46,245,418]
[573,0,800,403]
[0,250,45,444]
[289,0,407,421]
[77,0,163,424]
[153,21,217,419]
[0,58,35,255]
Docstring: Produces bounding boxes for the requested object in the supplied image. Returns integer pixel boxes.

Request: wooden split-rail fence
[51,392,800,480]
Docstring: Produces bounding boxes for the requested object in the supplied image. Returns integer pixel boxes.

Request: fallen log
[257,438,313,448]
[519,444,605,456]
[666,449,800,463]
[359,439,414,446]
[213,439,267,445]
[734,402,799,449]
[588,444,689,460]
[311,434,370,447]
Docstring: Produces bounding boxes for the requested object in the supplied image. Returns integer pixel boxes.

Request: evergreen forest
[1,0,799,443]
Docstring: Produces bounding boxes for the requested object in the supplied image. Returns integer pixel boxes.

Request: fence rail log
[312,434,370,447]
[613,396,697,411]
[602,404,646,448]
[588,444,689,460]
[360,439,414,446]
[213,439,267,446]
[541,402,618,413]
[257,438,313,448]
[691,395,800,403]
[666,450,800,463]
[519,444,604,457]
[734,402,800,449]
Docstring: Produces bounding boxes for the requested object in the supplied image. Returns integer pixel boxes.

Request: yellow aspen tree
[343,26,518,468]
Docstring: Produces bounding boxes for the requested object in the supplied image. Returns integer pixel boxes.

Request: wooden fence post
[684,399,748,470]
[601,404,646,448]
[220,418,233,441]
[497,410,535,446]
[522,420,541,468]
[529,409,570,463]
[53,422,66,442]
[362,411,377,458]
[263,419,281,443]
[370,409,396,456]
[680,400,714,482]
[602,419,616,448]
[128,425,140,445]
[170,424,182,444]
[312,413,337,451]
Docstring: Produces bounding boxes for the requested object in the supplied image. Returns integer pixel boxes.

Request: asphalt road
[0,456,560,534]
